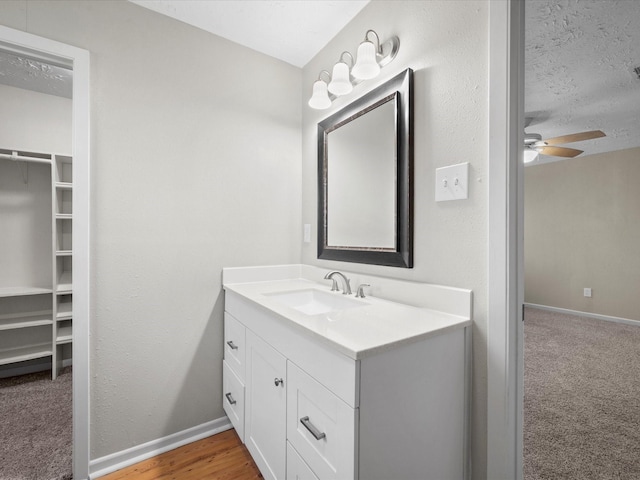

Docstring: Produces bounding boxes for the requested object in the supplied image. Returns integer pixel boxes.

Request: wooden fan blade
[543,130,605,146]
[538,146,583,158]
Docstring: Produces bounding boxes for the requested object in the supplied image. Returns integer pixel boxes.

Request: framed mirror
[317,68,413,267]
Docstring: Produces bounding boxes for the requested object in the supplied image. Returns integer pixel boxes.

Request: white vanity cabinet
[223,285,469,480]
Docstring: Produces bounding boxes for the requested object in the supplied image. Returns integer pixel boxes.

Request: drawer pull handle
[274,377,284,387]
[300,416,326,440]
[226,341,239,350]
[225,392,236,405]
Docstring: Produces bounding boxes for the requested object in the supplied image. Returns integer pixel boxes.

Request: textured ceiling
[525,0,640,164]
[0,50,72,98]
[130,0,370,68]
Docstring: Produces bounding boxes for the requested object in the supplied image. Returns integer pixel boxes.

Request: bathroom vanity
[222,265,472,480]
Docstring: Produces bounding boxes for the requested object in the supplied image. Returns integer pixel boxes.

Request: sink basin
[265,289,367,315]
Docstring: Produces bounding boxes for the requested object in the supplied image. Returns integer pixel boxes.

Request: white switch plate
[435,162,469,202]
[584,287,592,298]
[303,224,311,243]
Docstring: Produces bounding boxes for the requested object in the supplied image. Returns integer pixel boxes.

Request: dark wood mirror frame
[317,68,413,268]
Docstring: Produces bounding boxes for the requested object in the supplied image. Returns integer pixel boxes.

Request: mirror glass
[327,99,396,248]
[318,69,413,268]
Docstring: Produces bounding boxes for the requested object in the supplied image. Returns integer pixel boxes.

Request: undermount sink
[265,289,367,315]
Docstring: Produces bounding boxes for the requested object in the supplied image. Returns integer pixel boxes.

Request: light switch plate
[435,162,469,202]
[303,224,311,243]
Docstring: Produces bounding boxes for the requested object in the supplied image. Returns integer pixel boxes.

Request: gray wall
[301,1,489,476]
[0,0,301,459]
[525,147,640,321]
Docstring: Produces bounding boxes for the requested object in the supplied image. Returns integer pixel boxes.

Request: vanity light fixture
[308,29,400,110]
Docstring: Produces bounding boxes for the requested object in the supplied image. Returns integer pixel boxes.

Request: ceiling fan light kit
[523,129,606,163]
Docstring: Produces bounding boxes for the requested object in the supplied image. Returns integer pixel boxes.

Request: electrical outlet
[584,288,592,298]
[435,162,469,202]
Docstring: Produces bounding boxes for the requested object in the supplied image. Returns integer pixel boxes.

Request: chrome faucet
[324,271,352,295]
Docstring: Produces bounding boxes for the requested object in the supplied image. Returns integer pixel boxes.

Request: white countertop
[223,276,471,360]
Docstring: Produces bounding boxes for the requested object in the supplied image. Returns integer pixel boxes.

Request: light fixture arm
[364,30,380,51]
[318,70,332,83]
[339,51,354,68]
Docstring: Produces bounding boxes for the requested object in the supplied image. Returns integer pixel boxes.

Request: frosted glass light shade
[352,41,380,80]
[308,80,331,109]
[328,62,353,96]
[523,148,539,163]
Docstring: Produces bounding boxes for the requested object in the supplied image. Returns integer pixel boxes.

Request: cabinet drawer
[223,360,245,442]
[287,442,319,480]
[224,312,245,380]
[287,362,357,480]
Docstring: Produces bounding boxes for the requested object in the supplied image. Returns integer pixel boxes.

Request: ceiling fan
[524,130,606,163]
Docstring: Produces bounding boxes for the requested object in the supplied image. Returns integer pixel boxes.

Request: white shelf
[1,148,73,379]
[56,325,72,344]
[0,343,53,366]
[0,287,53,298]
[56,271,72,294]
[57,302,72,320]
[0,311,53,331]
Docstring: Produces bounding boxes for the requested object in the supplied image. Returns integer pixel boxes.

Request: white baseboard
[525,303,640,327]
[89,416,233,479]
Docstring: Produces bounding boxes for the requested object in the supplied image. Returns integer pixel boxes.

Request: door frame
[486,1,525,479]
[0,25,91,479]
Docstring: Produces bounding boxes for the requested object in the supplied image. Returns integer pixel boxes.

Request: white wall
[0,84,72,153]
[0,0,301,460]
[525,147,640,320]
[302,1,489,476]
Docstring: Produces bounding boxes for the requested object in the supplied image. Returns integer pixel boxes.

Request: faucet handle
[327,277,339,291]
[355,284,370,298]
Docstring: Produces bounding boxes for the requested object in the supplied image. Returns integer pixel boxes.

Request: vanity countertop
[223,270,471,360]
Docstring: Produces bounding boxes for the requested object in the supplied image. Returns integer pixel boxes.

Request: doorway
[521,1,640,477]
[0,25,90,479]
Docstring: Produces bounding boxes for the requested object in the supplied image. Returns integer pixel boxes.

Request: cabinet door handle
[226,340,239,350]
[300,416,326,440]
[274,377,284,387]
[225,392,236,405]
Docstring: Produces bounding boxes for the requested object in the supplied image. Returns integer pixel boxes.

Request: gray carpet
[0,367,72,480]
[524,307,640,479]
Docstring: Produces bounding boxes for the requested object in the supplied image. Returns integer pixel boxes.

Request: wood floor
[98,429,262,480]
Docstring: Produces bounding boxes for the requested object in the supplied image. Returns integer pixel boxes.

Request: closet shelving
[0,149,73,379]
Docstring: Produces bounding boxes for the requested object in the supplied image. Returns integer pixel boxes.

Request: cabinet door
[245,330,287,480]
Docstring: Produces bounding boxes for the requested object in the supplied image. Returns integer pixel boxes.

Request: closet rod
[0,153,52,165]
